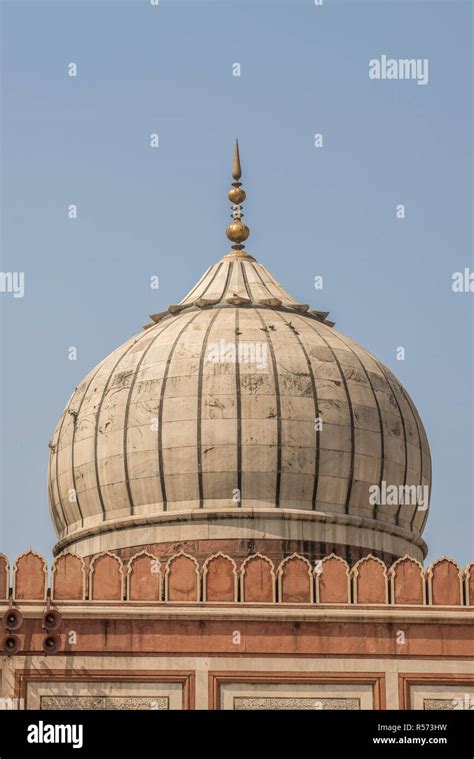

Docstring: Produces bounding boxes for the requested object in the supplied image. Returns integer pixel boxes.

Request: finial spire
[232,139,242,181]
[226,139,250,253]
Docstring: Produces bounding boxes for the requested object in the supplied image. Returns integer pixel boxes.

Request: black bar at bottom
[0,709,472,757]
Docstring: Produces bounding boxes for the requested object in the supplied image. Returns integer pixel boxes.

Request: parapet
[0,550,472,607]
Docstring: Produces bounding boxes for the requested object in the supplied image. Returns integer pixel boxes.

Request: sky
[0,0,472,567]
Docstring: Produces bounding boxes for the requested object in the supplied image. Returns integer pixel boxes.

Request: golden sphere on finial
[228,187,246,204]
[226,220,250,244]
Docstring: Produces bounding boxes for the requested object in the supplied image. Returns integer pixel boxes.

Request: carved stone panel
[41,696,168,710]
[234,697,360,710]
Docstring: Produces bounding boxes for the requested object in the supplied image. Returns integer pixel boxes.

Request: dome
[48,144,431,563]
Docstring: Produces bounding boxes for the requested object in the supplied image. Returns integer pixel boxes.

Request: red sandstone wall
[0,549,472,607]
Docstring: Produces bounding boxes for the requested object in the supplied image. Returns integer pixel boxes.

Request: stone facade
[0,548,472,710]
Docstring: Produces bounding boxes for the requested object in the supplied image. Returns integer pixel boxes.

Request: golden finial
[232,139,242,180]
[226,139,250,252]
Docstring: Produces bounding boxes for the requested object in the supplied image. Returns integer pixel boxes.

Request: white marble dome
[48,250,431,561]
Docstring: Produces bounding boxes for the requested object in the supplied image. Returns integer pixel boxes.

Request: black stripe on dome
[398,381,429,534]
[48,449,64,536]
[218,261,234,302]
[69,362,106,529]
[375,361,409,527]
[331,333,385,522]
[251,262,276,300]
[51,413,69,534]
[158,312,201,510]
[197,262,223,300]
[235,309,242,506]
[123,317,183,516]
[298,317,355,513]
[180,264,213,303]
[197,309,222,508]
[94,332,154,520]
[255,309,282,507]
[274,310,320,510]
[240,261,252,299]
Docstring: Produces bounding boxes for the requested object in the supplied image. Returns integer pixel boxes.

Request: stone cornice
[53,507,428,557]
[0,602,471,625]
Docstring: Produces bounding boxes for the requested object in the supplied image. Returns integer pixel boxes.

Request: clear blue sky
[0,0,472,566]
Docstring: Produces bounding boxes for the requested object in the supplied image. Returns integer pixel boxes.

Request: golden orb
[228,187,246,204]
[226,221,250,244]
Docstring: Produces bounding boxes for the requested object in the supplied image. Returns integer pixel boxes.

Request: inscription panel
[41,696,168,710]
[234,697,360,710]
[423,699,456,710]
[220,681,373,710]
[27,680,182,710]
